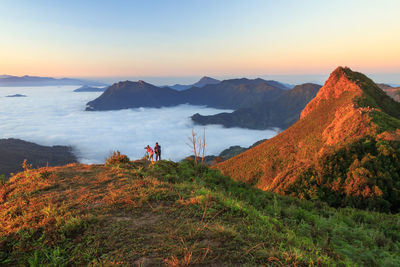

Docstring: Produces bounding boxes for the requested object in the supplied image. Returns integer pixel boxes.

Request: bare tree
[201,128,206,164]
[187,128,207,166]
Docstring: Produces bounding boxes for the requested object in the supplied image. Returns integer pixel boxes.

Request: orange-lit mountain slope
[216,67,400,211]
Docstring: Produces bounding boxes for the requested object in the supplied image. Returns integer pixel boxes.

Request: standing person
[154,142,161,161]
[145,145,154,162]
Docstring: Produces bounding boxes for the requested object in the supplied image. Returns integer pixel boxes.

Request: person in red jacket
[145,145,154,162]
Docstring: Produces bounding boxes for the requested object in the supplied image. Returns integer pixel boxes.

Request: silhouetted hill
[86,80,181,110]
[180,78,286,109]
[5,94,26,97]
[0,75,106,87]
[192,83,321,129]
[0,138,77,177]
[216,67,400,212]
[73,85,108,92]
[86,78,286,111]
[166,76,220,90]
[378,83,400,102]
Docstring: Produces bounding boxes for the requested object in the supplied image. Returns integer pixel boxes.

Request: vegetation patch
[1,158,400,265]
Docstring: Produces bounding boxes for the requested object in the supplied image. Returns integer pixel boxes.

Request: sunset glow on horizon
[1,0,399,79]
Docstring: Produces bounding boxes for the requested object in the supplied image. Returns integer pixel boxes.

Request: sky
[1,0,400,84]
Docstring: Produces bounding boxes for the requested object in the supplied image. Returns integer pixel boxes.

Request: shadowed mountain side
[378,83,400,102]
[0,138,77,177]
[216,67,400,212]
[180,78,286,109]
[192,83,321,129]
[86,78,287,111]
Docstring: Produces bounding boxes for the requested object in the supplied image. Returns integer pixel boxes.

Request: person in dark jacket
[154,142,161,161]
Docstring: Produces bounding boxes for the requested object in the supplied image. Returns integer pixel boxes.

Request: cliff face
[216,67,400,211]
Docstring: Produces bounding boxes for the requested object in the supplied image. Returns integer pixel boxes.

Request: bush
[105,151,130,166]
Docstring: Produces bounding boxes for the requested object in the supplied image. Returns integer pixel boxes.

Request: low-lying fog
[0,86,278,163]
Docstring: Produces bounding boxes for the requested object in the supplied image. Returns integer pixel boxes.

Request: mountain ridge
[0,75,106,87]
[86,78,287,111]
[216,66,400,211]
[164,76,220,90]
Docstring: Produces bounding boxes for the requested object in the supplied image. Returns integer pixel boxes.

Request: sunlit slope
[1,158,400,265]
[216,67,400,211]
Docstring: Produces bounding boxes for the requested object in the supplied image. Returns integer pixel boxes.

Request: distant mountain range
[86,76,315,130]
[377,83,400,102]
[164,76,221,90]
[0,75,106,87]
[0,138,77,178]
[73,85,108,92]
[86,78,289,112]
[216,66,400,212]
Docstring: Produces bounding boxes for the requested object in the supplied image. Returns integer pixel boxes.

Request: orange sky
[1,1,399,79]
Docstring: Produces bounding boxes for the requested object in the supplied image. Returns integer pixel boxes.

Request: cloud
[0,86,278,163]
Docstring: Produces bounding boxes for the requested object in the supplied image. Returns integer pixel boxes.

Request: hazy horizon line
[2,72,400,86]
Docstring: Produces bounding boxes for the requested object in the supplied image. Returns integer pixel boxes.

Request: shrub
[105,151,130,166]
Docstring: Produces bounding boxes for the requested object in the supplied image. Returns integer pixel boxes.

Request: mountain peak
[193,76,220,88]
[215,67,400,212]
[199,76,214,81]
[300,66,361,119]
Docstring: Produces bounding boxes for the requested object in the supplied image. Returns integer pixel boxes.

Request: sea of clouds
[0,86,278,163]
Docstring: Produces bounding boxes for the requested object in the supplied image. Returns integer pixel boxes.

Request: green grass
[1,159,400,266]
[343,67,400,132]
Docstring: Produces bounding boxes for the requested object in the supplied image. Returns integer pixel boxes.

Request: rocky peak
[300,67,361,119]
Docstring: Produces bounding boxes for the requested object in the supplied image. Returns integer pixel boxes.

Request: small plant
[22,159,32,171]
[105,151,130,166]
[0,174,6,186]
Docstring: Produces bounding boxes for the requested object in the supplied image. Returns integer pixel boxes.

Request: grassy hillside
[216,67,400,212]
[1,155,400,266]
